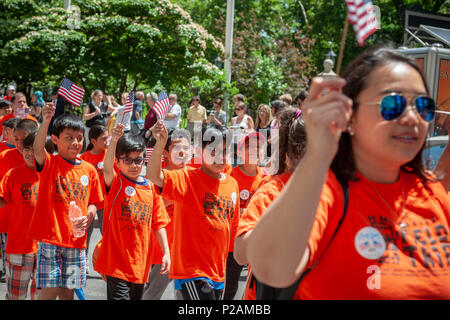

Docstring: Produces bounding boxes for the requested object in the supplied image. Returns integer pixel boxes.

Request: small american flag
[154,90,170,120]
[57,78,85,107]
[145,147,153,163]
[345,0,378,46]
[124,91,134,114]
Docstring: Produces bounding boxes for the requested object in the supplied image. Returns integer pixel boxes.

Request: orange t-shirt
[236,172,291,300]
[80,150,108,208]
[0,165,39,254]
[27,153,104,249]
[293,170,450,299]
[150,204,174,265]
[159,168,240,282]
[229,166,263,254]
[0,148,25,233]
[94,173,169,284]
[0,142,14,154]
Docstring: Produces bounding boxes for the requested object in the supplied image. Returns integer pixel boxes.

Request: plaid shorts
[5,253,39,300]
[36,242,86,289]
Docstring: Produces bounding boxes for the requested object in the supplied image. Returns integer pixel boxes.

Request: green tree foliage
[0,0,231,112]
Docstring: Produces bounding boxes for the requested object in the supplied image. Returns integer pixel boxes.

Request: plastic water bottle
[69,201,85,238]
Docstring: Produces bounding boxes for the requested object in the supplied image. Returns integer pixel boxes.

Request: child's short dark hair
[3,117,20,129]
[52,114,85,137]
[116,133,146,158]
[0,99,11,109]
[15,118,39,134]
[201,123,230,150]
[23,132,36,149]
[148,128,191,152]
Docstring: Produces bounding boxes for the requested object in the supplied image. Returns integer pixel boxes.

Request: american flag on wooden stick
[57,77,85,107]
[345,0,378,46]
[154,90,170,120]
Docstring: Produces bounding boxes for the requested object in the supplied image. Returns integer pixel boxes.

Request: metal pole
[63,0,71,10]
[223,0,234,121]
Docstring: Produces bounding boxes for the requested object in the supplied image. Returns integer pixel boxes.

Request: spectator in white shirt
[163,94,182,129]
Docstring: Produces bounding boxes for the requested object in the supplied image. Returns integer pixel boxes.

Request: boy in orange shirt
[143,127,191,300]
[225,131,264,300]
[94,123,170,300]
[0,99,13,141]
[0,118,38,284]
[147,121,240,300]
[0,117,20,153]
[0,133,50,299]
[28,105,104,300]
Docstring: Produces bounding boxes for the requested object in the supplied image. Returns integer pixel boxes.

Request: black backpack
[251,176,349,300]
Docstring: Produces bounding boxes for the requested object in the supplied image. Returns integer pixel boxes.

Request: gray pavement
[0,215,248,300]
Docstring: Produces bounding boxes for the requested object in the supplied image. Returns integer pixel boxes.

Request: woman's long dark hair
[331,46,431,183]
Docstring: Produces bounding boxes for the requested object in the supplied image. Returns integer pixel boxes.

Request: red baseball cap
[237,131,266,151]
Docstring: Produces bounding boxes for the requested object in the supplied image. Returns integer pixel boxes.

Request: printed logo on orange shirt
[202,192,236,231]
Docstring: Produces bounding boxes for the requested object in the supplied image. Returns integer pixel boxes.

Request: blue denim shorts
[36,242,86,289]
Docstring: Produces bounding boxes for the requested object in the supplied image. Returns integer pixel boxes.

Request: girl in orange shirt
[225,131,265,300]
[233,107,306,300]
[80,124,109,272]
[247,47,450,299]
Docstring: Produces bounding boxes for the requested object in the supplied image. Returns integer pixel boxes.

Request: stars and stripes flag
[154,90,170,120]
[57,77,85,107]
[124,91,135,114]
[345,0,379,46]
[119,91,134,125]
[145,147,153,163]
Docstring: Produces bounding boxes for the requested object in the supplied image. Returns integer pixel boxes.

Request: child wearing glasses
[94,124,170,300]
[28,109,104,300]
[147,121,240,300]
[246,47,450,299]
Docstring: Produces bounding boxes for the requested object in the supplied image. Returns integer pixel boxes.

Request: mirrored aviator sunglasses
[379,94,435,122]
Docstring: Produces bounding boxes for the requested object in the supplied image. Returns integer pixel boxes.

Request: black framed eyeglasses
[363,94,435,122]
[119,157,145,165]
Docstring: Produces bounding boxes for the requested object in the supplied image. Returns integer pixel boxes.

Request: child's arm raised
[146,121,168,188]
[104,123,124,188]
[34,103,55,168]
[155,227,170,274]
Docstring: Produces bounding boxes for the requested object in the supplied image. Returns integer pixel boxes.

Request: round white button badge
[354,226,386,260]
[125,186,136,197]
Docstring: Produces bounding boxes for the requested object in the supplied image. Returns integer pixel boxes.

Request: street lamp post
[223,0,234,120]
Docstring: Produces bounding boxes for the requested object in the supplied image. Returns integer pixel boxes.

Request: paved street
[0,215,248,300]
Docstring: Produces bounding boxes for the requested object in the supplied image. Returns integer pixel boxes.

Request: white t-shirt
[163,104,182,129]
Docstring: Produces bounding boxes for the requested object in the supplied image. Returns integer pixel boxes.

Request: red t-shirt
[236,172,291,300]
[94,173,169,284]
[0,165,39,254]
[27,153,104,248]
[159,168,240,282]
[295,170,450,299]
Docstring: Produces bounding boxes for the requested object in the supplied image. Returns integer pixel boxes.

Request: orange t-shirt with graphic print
[159,168,240,283]
[0,148,25,233]
[27,153,104,249]
[236,172,291,300]
[0,165,39,254]
[94,173,169,284]
[293,170,450,300]
[229,166,263,253]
